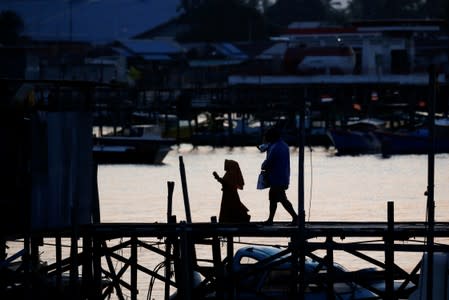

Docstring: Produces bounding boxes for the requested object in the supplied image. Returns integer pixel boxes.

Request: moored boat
[327,118,384,155]
[92,124,176,164]
[171,245,411,300]
[229,245,379,300]
[375,117,449,156]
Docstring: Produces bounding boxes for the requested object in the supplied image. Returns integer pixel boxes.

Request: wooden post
[289,239,299,299]
[165,216,177,300]
[385,201,395,299]
[298,87,307,300]
[70,120,81,300]
[92,235,102,300]
[167,181,175,222]
[326,236,335,300]
[23,236,31,300]
[211,216,224,299]
[179,156,192,223]
[131,236,138,300]
[178,222,193,300]
[91,161,102,299]
[56,236,62,293]
[70,233,80,300]
[30,237,41,268]
[165,181,175,300]
[226,235,235,300]
[172,226,181,295]
[82,234,93,300]
[92,161,101,223]
[426,64,436,300]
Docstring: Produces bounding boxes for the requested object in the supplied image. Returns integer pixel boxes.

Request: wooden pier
[1,72,447,299]
[3,215,449,300]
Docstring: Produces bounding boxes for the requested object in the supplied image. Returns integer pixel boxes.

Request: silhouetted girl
[213,159,250,223]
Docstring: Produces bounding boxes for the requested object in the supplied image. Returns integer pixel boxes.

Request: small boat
[228,245,379,300]
[232,246,415,299]
[327,118,384,155]
[92,124,176,164]
[191,117,262,147]
[172,245,383,300]
[375,117,449,156]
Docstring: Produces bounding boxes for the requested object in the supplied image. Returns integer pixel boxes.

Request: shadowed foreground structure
[0,77,446,299]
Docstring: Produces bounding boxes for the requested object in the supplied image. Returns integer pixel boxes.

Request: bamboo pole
[178,222,193,300]
[179,156,192,223]
[226,235,235,300]
[165,181,175,300]
[297,87,306,299]
[426,64,437,300]
[386,201,395,299]
[131,237,138,300]
[211,216,224,299]
[167,181,175,222]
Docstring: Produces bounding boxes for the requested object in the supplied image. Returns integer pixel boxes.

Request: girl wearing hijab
[213,159,250,223]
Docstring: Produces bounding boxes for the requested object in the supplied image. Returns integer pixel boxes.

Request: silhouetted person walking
[260,127,297,225]
[213,159,250,223]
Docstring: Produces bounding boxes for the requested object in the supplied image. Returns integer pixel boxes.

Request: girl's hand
[213,171,219,179]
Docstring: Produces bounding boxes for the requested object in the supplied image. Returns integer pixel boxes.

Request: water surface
[98,145,449,224]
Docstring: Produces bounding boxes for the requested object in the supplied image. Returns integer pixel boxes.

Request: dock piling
[179,156,192,223]
[165,181,175,300]
[385,201,395,299]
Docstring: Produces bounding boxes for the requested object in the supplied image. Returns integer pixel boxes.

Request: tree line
[177,0,449,41]
[1,0,448,44]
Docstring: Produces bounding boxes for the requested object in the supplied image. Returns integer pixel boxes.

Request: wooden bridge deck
[5,220,449,300]
[77,221,449,239]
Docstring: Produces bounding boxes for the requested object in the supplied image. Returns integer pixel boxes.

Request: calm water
[98,144,449,224]
[9,145,449,299]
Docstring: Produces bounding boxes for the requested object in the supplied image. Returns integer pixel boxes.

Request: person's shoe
[263,220,273,225]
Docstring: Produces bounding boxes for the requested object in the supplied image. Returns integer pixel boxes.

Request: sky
[0,0,351,43]
[0,0,182,43]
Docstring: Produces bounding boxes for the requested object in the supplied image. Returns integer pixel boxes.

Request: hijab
[223,159,244,190]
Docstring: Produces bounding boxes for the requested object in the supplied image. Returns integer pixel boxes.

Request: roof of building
[183,42,249,67]
[113,39,185,61]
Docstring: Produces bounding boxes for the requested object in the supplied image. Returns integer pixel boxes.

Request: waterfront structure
[278,19,448,76]
[0,75,447,299]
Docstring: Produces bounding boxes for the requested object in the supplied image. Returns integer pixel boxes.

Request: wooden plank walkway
[6,220,449,300]
[72,221,449,239]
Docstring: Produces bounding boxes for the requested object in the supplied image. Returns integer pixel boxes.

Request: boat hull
[327,128,381,155]
[93,135,175,164]
[93,144,172,164]
[376,128,449,156]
